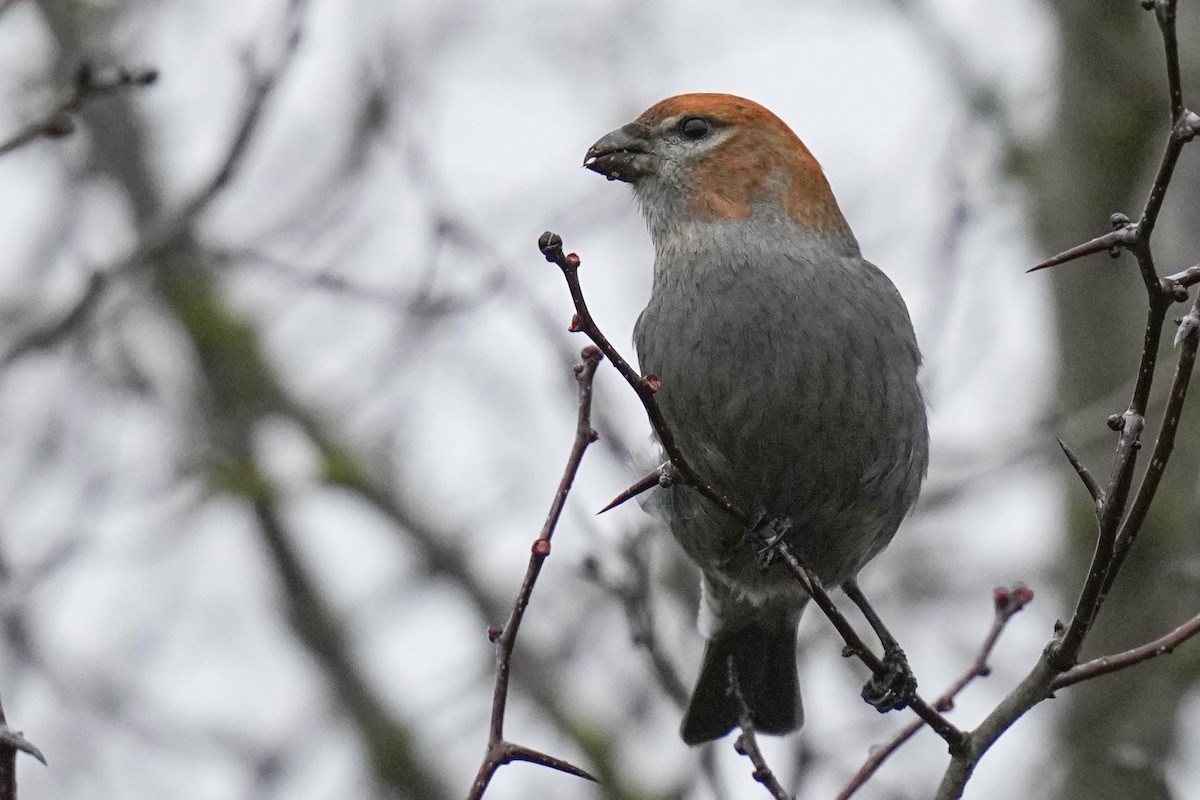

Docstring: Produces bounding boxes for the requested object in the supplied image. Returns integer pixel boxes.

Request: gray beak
[584,123,653,183]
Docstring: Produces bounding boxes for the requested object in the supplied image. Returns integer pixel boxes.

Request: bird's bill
[584,123,653,183]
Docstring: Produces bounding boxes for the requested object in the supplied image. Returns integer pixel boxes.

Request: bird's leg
[842,577,916,713]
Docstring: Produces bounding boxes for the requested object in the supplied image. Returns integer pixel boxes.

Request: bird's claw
[861,644,917,712]
[747,515,790,569]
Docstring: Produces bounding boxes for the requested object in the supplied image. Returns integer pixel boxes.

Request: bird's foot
[746,514,791,569]
[861,644,917,713]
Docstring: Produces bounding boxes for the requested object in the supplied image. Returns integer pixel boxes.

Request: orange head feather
[586,93,850,235]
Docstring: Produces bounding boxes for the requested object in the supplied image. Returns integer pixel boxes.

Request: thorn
[1028,224,1138,272]
[0,726,46,766]
[597,470,660,514]
[506,743,597,783]
[1056,436,1103,503]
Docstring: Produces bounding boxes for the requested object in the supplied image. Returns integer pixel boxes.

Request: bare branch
[0,63,157,158]
[0,692,47,800]
[937,2,1200,795]
[838,585,1032,800]
[467,348,604,799]
[1051,607,1200,690]
[1101,291,1200,595]
[539,232,745,522]
[729,666,792,800]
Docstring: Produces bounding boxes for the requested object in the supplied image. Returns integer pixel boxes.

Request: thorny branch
[537,232,967,758]
[933,2,1200,797]
[534,5,1200,796]
[837,585,1032,800]
[0,694,45,800]
[467,348,604,800]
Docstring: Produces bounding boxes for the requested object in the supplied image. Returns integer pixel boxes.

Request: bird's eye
[679,117,712,140]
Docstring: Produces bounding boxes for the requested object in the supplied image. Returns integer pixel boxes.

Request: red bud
[532,539,551,556]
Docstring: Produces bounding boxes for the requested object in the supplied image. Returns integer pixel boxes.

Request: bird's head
[585,93,852,242]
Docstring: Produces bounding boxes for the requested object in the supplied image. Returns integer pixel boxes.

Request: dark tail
[680,622,802,745]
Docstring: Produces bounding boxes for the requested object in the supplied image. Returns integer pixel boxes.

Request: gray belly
[633,256,928,595]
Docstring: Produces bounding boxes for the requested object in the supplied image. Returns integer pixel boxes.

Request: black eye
[679,117,712,140]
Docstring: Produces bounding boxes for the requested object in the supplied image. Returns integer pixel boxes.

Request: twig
[0,63,157,158]
[730,666,793,800]
[539,232,744,522]
[1101,291,1200,595]
[1050,606,1200,690]
[837,585,1032,800]
[538,231,967,753]
[467,348,603,800]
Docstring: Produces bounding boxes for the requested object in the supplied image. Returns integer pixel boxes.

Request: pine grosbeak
[584,94,928,744]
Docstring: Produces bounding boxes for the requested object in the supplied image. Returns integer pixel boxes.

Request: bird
[583,93,929,744]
